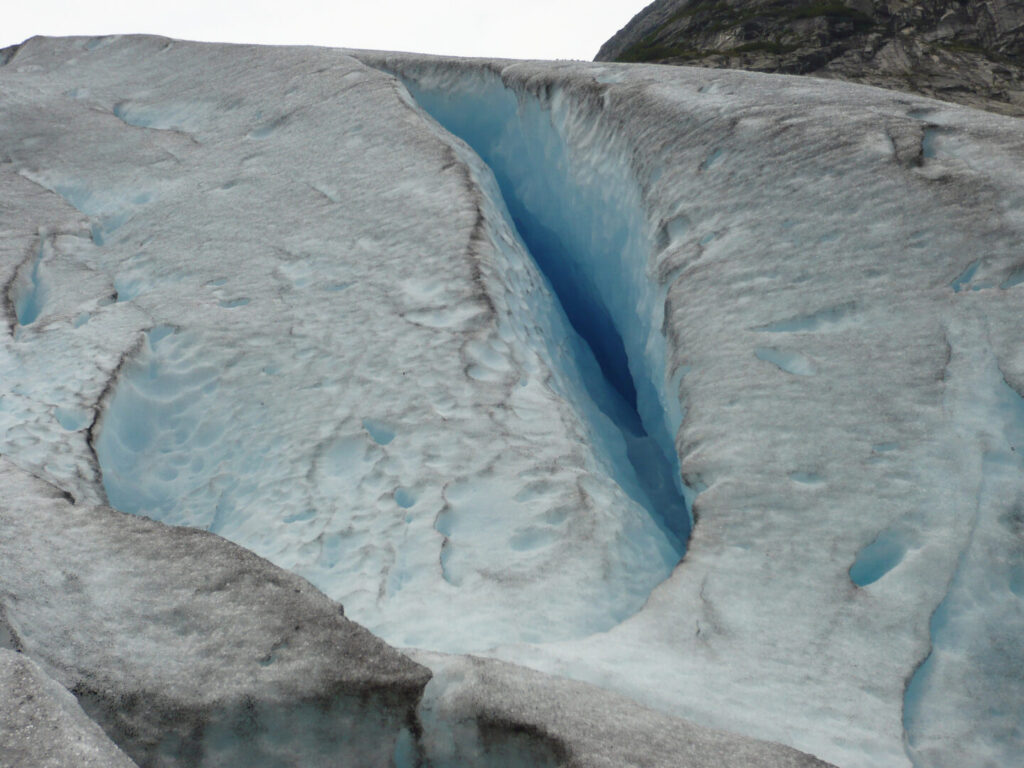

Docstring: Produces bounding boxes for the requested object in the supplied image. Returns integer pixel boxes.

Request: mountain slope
[597,0,1024,115]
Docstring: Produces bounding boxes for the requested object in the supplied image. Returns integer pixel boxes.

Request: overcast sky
[3,1,648,61]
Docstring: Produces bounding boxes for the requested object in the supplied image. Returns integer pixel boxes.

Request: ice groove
[382,64,692,548]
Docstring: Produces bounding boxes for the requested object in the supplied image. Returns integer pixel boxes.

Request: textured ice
[1,34,1022,768]
[385,59,692,543]
[356,52,1024,767]
[1,36,681,655]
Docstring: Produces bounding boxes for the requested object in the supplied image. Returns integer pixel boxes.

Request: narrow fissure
[389,68,692,547]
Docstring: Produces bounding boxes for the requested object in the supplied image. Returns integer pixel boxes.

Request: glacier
[1,34,1022,768]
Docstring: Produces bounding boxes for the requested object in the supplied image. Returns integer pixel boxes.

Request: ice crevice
[371,60,693,550]
[85,55,697,652]
[12,238,48,327]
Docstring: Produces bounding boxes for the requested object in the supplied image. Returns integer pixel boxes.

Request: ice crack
[373,62,692,548]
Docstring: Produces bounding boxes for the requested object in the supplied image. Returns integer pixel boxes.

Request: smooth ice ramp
[373,60,692,547]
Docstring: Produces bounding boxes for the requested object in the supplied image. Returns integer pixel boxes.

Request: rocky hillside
[597,0,1024,115]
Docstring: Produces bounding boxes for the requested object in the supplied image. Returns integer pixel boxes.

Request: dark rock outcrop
[596,0,1024,115]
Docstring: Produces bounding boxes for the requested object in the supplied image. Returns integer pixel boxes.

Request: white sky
[3,1,648,61]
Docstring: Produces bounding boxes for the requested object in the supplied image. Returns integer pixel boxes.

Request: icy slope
[0,446,821,768]
[0,34,1021,768]
[352,52,1024,768]
[0,35,680,654]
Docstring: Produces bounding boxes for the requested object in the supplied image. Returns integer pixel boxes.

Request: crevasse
[390,64,692,544]
[92,60,693,650]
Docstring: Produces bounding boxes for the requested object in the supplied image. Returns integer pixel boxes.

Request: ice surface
[901,328,1024,767]
[1,35,682,656]
[1,34,1022,768]
[355,52,1024,766]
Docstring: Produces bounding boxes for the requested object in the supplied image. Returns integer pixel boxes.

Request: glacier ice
[901,331,1024,768]
[2,35,684,655]
[1,33,1023,768]
[376,59,692,546]
[353,52,1024,767]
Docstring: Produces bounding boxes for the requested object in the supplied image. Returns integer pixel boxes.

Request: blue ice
[399,72,691,546]
[950,260,980,293]
[362,418,396,445]
[15,242,47,326]
[849,529,908,586]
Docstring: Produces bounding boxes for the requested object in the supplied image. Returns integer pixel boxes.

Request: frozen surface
[901,327,1024,768]
[0,34,682,655]
[354,52,1024,767]
[0,35,1022,768]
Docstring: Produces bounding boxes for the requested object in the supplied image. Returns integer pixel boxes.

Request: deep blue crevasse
[398,72,691,547]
